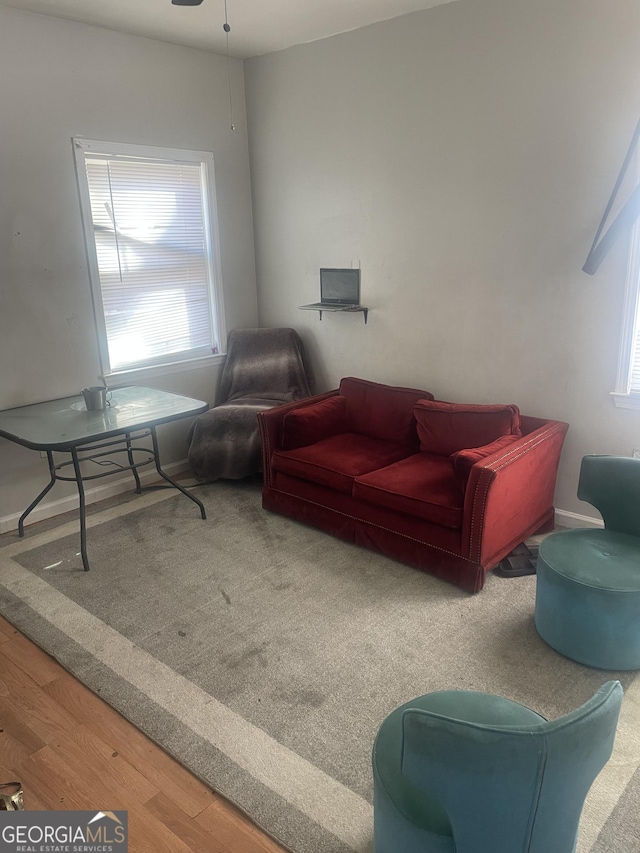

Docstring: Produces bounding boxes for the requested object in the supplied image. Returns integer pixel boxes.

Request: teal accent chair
[372,681,622,853]
[535,454,640,670]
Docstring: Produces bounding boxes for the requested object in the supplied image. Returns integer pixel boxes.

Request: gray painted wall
[244,0,640,519]
[3,0,640,530]
[0,6,258,525]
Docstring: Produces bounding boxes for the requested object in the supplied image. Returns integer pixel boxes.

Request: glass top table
[0,386,209,571]
[0,385,208,450]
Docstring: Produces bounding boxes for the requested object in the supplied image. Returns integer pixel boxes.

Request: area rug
[0,480,639,852]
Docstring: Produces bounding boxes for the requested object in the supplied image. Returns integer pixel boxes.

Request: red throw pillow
[414,399,521,456]
[451,433,521,484]
[282,395,348,450]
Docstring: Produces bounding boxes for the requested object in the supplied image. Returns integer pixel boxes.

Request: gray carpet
[0,480,639,852]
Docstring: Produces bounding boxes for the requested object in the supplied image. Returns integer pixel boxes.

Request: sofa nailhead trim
[469,424,562,563]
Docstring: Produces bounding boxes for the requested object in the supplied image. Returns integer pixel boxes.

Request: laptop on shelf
[300,268,361,310]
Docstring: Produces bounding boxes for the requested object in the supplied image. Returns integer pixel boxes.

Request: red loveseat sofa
[257,377,569,592]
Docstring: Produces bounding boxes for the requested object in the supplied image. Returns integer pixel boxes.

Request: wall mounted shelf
[298,305,369,324]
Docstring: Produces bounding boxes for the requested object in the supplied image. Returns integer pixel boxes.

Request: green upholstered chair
[372,681,622,853]
[535,454,640,670]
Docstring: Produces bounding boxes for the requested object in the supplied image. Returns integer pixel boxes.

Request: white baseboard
[555,509,604,529]
[0,459,192,535]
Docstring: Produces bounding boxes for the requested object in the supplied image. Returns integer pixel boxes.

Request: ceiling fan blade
[171,0,205,5]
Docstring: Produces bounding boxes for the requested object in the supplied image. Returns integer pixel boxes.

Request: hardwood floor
[0,613,286,853]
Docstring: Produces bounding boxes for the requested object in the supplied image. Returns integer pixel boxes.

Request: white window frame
[610,142,640,410]
[73,137,226,379]
[611,221,640,408]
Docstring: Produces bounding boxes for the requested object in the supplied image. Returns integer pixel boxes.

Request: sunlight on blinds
[85,156,215,370]
[630,317,640,392]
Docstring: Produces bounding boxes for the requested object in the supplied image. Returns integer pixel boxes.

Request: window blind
[630,319,640,391]
[83,154,217,371]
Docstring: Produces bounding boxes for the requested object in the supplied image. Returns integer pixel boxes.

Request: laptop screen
[320,268,360,305]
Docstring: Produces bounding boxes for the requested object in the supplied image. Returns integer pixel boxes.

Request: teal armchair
[535,454,640,669]
[372,681,622,853]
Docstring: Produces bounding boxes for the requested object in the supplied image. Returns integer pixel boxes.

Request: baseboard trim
[0,460,192,535]
[555,508,603,529]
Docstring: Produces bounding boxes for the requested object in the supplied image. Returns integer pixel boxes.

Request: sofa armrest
[257,390,339,487]
[461,419,569,569]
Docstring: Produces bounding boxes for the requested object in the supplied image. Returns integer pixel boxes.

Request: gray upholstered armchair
[188,327,312,481]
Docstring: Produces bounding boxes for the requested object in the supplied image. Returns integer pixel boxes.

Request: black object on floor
[494,542,539,578]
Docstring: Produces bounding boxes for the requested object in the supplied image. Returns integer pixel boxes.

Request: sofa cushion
[340,377,433,446]
[414,400,521,456]
[451,434,521,485]
[272,432,413,494]
[353,452,464,529]
[282,395,348,450]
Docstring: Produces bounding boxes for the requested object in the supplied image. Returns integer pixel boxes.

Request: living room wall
[0,6,257,529]
[244,0,640,520]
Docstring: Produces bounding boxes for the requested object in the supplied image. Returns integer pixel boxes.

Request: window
[73,138,225,375]
[613,220,640,408]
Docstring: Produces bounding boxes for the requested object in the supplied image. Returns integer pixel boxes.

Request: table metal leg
[18,450,57,538]
[150,427,206,519]
[71,447,90,571]
[126,431,142,494]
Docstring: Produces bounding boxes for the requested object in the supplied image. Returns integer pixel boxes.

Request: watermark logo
[0,809,128,852]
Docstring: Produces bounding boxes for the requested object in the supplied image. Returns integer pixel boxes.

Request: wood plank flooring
[0,614,287,853]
